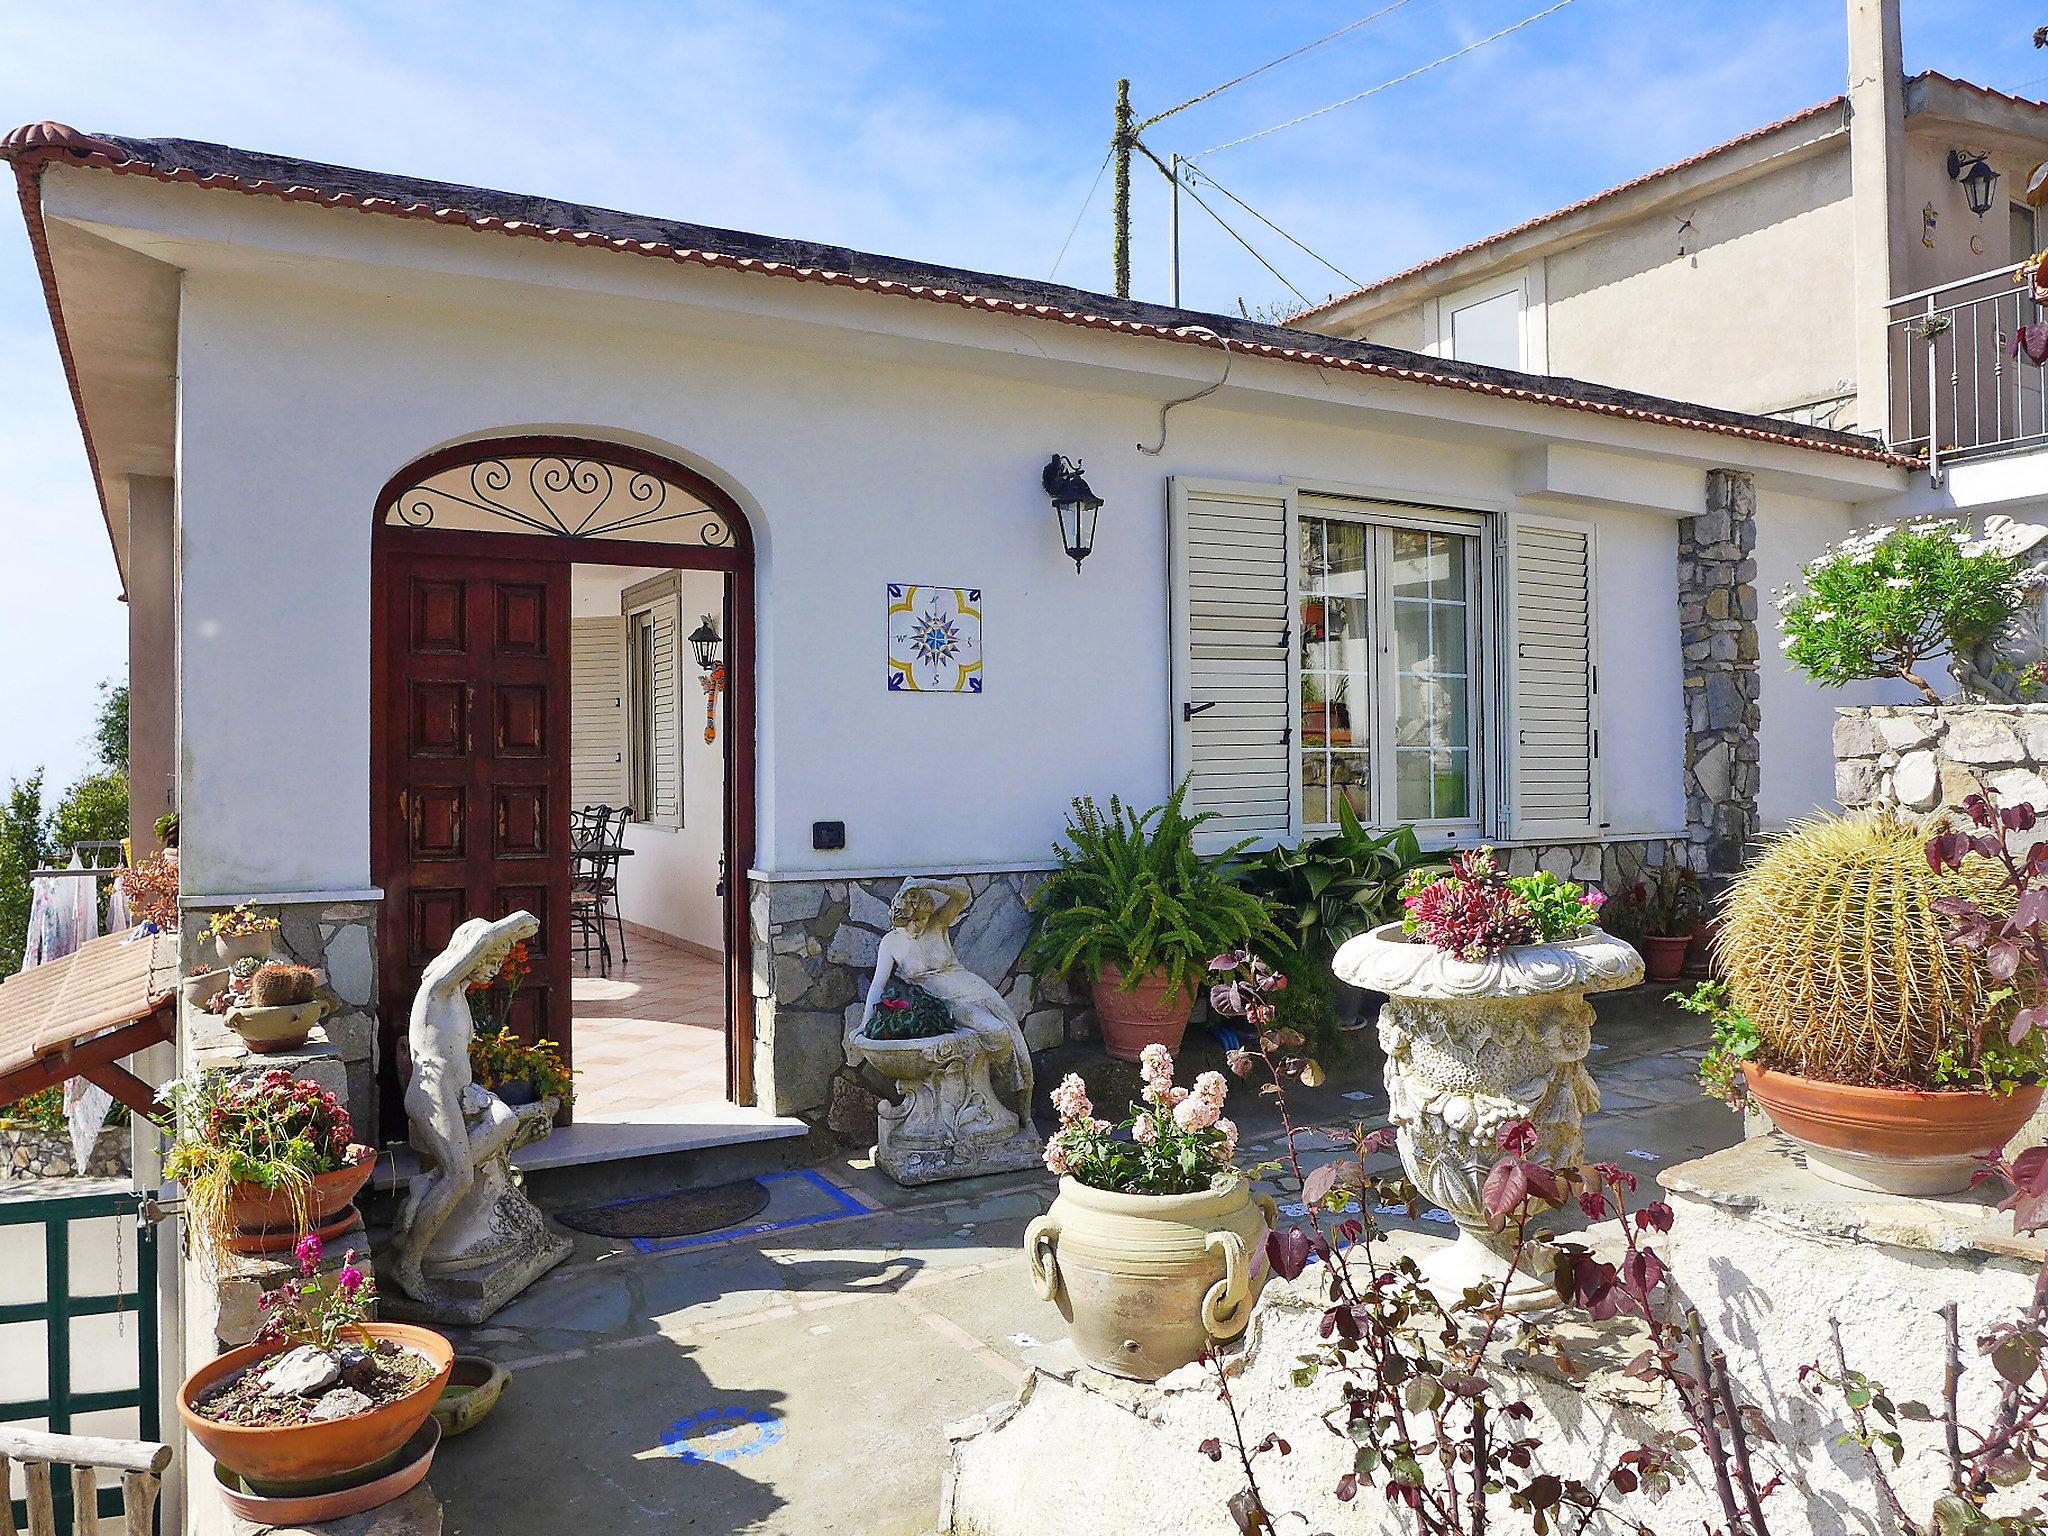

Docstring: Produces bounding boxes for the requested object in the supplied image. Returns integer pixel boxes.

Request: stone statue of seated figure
[845,877,1042,1185]
[383,911,570,1325]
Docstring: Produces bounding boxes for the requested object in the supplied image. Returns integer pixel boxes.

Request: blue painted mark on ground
[662,1405,784,1464]
[576,1169,874,1256]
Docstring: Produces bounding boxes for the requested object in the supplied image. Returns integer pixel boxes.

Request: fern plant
[1024,782,1278,1002]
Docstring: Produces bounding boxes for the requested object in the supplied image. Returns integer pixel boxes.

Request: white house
[3,120,1918,1157]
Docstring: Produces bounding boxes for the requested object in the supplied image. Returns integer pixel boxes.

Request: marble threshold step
[371,1100,809,1186]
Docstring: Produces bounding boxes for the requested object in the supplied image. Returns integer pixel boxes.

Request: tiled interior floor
[571,932,727,1117]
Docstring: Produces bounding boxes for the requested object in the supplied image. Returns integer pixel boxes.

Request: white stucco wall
[146,203,1893,900]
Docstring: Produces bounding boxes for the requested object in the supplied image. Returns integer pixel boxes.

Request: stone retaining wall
[180,897,380,1128]
[0,1121,129,1180]
[1833,703,2048,816]
[1681,470,1761,874]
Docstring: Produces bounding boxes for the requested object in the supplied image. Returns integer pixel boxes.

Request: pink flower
[1173,1095,1219,1133]
[1050,1073,1093,1124]
[294,1232,323,1274]
[1191,1071,1228,1111]
[1217,1117,1239,1155]
[1133,1113,1159,1144]
[1043,1135,1074,1176]
[337,1250,365,1297]
[1139,1043,1174,1098]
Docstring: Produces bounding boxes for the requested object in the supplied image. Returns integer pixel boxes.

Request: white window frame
[1294,494,1496,846]
[1423,264,1548,373]
[621,571,683,830]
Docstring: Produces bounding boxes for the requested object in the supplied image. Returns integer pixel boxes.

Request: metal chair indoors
[570,805,633,975]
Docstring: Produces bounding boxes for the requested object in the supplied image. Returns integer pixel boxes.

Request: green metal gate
[1,1185,159,1531]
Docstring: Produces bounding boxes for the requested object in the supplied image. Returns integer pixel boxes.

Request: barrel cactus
[248,963,319,1008]
[1719,810,2016,1086]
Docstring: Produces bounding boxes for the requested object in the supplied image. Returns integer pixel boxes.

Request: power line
[1198,0,1579,158]
[1181,162,1365,290]
[1158,158,1317,308]
[1049,150,1113,280]
[1137,0,1424,131]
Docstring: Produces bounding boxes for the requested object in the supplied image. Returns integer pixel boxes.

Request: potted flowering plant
[1601,860,1702,982]
[179,1231,453,1491]
[464,939,531,1034]
[467,1029,573,1111]
[1024,969,1279,1381]
[120,847,179,931]
[1698,803,2045,1195]
[161,1069,376,1261]
[860,975,954,1041]
[1023,782,1276,1060]
[1335,850,1641,1306]
[207,902,281,963]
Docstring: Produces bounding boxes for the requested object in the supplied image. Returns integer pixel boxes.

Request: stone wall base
[1834,702,2048,816]
[1,1121,129,1180]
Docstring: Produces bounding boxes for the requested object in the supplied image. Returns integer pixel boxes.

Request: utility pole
[1111,78,1134,298]
[1168,153,1182,306]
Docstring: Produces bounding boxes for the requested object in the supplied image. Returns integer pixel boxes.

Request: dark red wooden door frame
[370,436,757,1139]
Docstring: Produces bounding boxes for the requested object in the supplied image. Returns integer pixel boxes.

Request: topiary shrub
[1718,810,2023,1087]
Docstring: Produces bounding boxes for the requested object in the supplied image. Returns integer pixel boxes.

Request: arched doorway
[369,435,755,1141]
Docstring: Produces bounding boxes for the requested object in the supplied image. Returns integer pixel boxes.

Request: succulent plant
[1719,810,2019,1087]
[248,962,319,1008]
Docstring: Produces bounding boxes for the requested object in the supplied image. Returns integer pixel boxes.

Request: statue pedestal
[848,1027,1042,1186]
[382,1097,571,1325]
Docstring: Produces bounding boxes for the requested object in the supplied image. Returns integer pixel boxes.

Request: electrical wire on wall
[1138,327,1234,456]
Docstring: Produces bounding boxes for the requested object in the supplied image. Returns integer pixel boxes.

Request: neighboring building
[1290,22,2048,460]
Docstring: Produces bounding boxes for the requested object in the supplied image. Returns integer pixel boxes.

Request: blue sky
[0,0,2039,800]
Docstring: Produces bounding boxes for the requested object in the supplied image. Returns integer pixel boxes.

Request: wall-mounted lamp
[687,614,722,673]
[1041,455,1103,572]
[1949,149,2000,218]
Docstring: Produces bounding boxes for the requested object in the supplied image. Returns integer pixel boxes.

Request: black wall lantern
[1949,149,2001,218]
[687,614,722,672]
[1041,455,1103,572]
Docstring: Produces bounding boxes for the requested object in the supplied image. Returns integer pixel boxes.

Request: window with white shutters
[624,575,684,827]
[1507,516,1599,838]
[1169,479,1295,855]
[570,617,628,811]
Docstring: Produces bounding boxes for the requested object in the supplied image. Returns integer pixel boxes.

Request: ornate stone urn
[1334,921,1642,1309]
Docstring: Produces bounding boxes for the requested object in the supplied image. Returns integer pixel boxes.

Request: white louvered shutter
[1508,515,1599,838]
[646,598,683,825]
[570,617,628,810]
[1170,478,1295,854]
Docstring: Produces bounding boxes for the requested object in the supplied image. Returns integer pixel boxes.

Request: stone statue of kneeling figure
[383,911,571,1325]
[845,877,1042,1185]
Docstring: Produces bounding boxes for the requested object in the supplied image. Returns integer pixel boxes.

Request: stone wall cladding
[748,872,1086,1118]
[180,898,380,1128]
[1,1122,129,1180]
[1680,470,1762,875]
[1834,703,2048,816]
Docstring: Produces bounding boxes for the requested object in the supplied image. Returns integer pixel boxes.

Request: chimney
[1847,0,1906,438]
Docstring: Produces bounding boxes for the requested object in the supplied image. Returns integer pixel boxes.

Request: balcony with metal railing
[1888,259,2048,475]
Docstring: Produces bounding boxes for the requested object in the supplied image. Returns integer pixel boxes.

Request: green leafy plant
[1023,781,1277,1002]
[1774,519,2031,704]
[1229,798,1432,962]
[1602,860,1704,943]
[1676,981,1761,1105]
[0,1086,132,1133]
[468,1028,574,1106]
[205,902,279,941]
[1399,849,1604,960]
[861,975,955,1040]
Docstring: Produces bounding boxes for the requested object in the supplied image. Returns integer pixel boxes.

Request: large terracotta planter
[1025,1174,1278,1380]
[180,1323,454,1486]
[1639,934,1691,984]
[226,1146,377,1255]
[1091,964,1193,1061]
[1741,1064,2044,1196]
[1335,921,1643,1309]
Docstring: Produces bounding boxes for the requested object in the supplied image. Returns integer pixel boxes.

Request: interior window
[1299,510,1483,834]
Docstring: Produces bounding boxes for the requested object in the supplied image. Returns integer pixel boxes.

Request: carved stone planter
[1334,922,1643,1309]
[845,1026,1042,1186]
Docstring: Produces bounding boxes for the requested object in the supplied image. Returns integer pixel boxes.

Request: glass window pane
[1393,601,1431,665]
[1324,520,1369,591]
[1390,528,1432,599]
[1448,289,1523,368]
[1431,605,1469,678]
[1433,751,1471,821]
[1330,753,1370,821]
[1395,751,1432,821]
[1300,757,1329,827]
[1433,535,1468,601]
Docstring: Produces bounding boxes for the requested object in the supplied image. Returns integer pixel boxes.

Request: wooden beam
[0,1008,172,1125]
[66,1467,92,1536]
[0,1430,172,1477]
[118,1472,159,1536]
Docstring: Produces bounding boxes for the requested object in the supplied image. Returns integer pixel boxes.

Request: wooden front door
[374,550,572,1132]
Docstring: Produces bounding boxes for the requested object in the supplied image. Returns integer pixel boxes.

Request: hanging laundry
[2013,324,2048,367]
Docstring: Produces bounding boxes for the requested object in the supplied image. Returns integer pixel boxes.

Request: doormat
[558,1169,876,1256]
[556,1178,772,1240]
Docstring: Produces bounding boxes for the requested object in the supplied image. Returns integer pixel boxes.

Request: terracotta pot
[227,1146,377,1255]
[1682,916,1721,980]
[214,929,274,964]
[1742,1063,2044,1196]
[225,1001,327,1055]
[1091,965,1194,1061]
[1026,1174,1278,1380]
[1639,934,1692,984]
[181,1324,454,1486]
[213,1419,440,1524]
[431,1357,512,1439]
